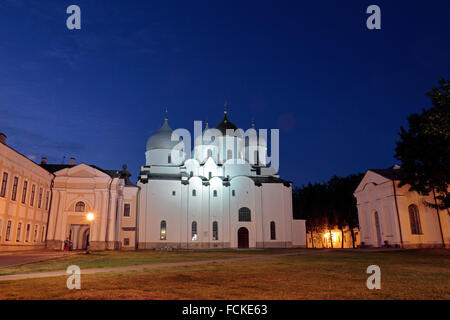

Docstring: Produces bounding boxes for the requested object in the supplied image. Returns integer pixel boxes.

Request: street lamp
[86,212,95,254]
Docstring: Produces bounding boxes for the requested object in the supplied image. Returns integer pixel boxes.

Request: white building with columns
[138,111,306,249]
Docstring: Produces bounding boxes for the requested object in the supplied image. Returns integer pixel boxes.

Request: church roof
[214,112,238,135]
[369,167,403,181]
[146,118,180,151]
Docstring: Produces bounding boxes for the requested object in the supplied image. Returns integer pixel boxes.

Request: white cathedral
[0,111,306,251]
[138,111,305,249]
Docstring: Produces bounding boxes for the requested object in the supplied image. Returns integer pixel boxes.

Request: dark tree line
[293,173,363,248]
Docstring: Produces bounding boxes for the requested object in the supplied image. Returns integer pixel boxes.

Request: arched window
[16,222,22,242]
[227,150,232,160]
[270,221,276,240]
[254,150,259,164]
[190,171,194,177]
[168,155,172,164]
[408,204,422,235]
[192,221,198,241]
[212,221,218,240]
[208,172,212,179]
[213,190,217,197]
[192,189,196,196]
[160,220,167,240]
[75,201,85,212]
[238,207,251,222]
[207,149,212,158]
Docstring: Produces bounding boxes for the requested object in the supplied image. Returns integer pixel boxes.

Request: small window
[11,177,18,201]
[16,222,22,242]
[192,189,196,196]
[254,150,259,164]
[192,221,198,241]
[45,191,50,210]
[238,207,251,222]
[41,226,46,242]
[22,181,28,204]
[25,224,31,242]
[168,155,172,164]
[190,171,194,177]
[33,225,38,242]
[6,220,12,241]
[123,203,131,217]
[124,238,130,246]
[30,185,35,206]
[208,172,212,179]
[38,187,43,208]
[207,149,212,158]
[213,190,217,197]
[408,204,423,235]
[212,221,218,240]
[270,221,276,240]
[75,201,85,212]
[172,191,176,196]
[0,219,2,242]
[227,150,232,160]
[160,220,167,240]
[1,172,8,197]
[232,190,235,197]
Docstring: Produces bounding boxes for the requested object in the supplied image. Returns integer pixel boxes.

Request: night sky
[0,0,449,186]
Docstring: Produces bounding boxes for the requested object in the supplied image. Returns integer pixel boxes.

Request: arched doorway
[374,211,382,247]
[237,227,249,248]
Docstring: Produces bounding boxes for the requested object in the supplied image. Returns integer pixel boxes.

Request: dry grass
[0,249,448,300]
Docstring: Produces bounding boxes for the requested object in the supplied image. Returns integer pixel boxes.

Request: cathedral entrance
[67,224,90,250]
[237,227,249,248]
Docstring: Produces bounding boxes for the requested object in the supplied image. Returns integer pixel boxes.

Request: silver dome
[146,119,180,151]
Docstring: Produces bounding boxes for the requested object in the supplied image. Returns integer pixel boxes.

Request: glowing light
[86,213,95,221]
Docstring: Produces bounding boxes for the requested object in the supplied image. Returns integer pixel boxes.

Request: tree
[395,78,450,210]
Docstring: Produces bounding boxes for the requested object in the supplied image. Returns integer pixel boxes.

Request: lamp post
[86,212,95,254]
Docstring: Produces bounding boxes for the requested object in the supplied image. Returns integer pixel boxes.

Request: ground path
[0,250,330,282]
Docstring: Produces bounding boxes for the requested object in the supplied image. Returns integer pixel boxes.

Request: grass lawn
[0,249,448,300]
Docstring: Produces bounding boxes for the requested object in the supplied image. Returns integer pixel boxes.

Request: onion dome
[146,116,180,151]
[215,108,238,135]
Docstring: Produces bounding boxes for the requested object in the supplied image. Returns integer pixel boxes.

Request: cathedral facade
[138,111,305,249]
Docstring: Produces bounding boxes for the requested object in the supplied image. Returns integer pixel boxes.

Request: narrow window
[213,190,217,197]
[212,221,218,241]
[190,171,193,177]
[33,225,38,242]
[238,207,251,222]
[208,172,212,179]
[41,226,46,242]
[0,172,8,197]
[75,201,85,212]
[45,191,49,210]
[270,221,276,240]
[408,204,423,235]
[232,190,235,197]
[207,149,212,158]
[254,150,259,164]
[0,219,2,241]
[192,189,196,196]
[30,185,35,206]
[6,221,12,241]
[16,222,22,242]
[191,221,198,241]
[227,149,232,160]
[38,187,43,208]
[22,181,28,204]
[160,220,167,240]
[124,238,130,246]
[168,155,172,164]
[172,191,176,196]
[123,203,131,217]
[25,224,31,242]
[11,177,18,201]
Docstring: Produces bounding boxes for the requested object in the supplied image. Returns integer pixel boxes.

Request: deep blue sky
[0,0,449,186]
